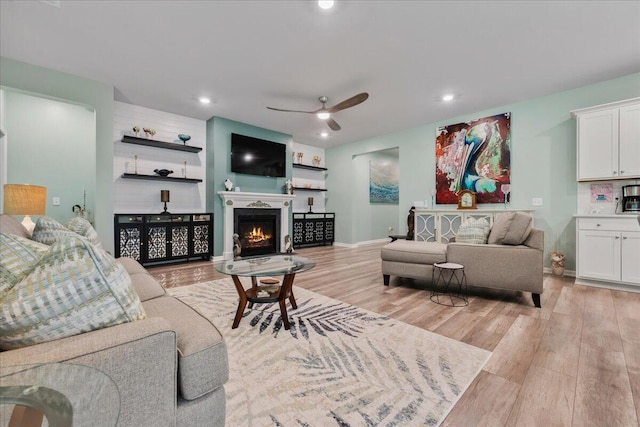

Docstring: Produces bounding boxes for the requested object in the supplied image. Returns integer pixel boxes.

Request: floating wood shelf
[292,164,327,171]
[121,173,202,183]
[121,135,202,153]
[293,186,327,192]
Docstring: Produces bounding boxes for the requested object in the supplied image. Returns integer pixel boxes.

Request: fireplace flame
[246,226,272,244]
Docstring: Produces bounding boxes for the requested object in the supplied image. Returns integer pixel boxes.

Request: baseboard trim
[574,277,640,293]
[334,238,390,248]
[543,267,576,277]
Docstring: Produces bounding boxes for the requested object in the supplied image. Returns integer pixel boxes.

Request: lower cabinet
[292,212,335,248]
[115,213,212,266]
[576,217,640,287]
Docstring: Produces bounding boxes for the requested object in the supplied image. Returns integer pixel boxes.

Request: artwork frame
[369,160,399,204]
[435,112,511,205]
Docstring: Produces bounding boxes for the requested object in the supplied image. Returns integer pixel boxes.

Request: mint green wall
[0,57,114,252]
[3,90,95,225]
[326,73,640,270]
[206,116,292,256]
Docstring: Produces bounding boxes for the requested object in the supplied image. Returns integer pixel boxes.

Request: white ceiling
[1,1,639,148]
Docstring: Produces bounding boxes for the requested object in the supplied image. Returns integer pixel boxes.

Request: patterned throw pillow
[67,216,101,247]
[0,233,49,298]
[0,235,146,350]
[455,217,490,244]
[31,216,78,245]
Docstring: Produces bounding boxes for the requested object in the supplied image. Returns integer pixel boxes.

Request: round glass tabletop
[215,255,316,277]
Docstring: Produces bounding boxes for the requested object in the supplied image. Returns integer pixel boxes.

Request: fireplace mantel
[218,191,295,260]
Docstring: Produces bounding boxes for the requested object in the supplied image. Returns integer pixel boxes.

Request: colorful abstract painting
[435,112,511,204]
[370,160,399,203]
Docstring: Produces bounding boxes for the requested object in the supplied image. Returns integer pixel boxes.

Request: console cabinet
[571,98,640,181]
[114,213,212,266]
[292,212,335,247]
[576,216,640,288]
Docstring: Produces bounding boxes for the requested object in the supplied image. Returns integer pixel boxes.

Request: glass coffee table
[215,255,315,330]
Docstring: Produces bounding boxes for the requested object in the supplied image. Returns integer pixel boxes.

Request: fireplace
[218,191,295,260]
[234,208,280,257]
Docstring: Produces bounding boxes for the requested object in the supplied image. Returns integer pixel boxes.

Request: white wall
[113,101,207,214]
[291,141,325,213]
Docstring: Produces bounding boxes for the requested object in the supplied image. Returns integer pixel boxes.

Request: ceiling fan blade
[328,92,369,113]
[327,117,341,131]
[266,106,315,114]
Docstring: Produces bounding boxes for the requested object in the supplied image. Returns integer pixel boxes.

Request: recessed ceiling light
[318,0,334,10]
[320,132,329,138]
[442,94,454,102]
[199,97,211,104]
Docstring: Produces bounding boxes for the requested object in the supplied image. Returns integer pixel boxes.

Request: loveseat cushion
[0,236,146,350]
[31,216,79,245]
[117,257,166,301]
[456,217,490,244]
[142,295,229,400]
[381,240,447,265]
[488,211,533,245]
[0,233,48,298]
[66,216,102,247]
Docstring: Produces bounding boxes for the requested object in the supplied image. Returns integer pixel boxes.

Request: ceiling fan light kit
[267,92,368,132]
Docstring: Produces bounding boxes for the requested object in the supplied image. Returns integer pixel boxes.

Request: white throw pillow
[455,217,490,244]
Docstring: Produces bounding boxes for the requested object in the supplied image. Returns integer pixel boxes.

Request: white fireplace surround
[218,191,296,260]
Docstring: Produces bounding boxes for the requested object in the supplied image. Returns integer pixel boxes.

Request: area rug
[168,280,491,426]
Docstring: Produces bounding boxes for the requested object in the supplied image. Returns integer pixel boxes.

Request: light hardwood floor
[149,243,640,426]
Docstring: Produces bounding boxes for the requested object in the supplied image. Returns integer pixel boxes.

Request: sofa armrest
[446,242,543,294]
[0,318,179,427]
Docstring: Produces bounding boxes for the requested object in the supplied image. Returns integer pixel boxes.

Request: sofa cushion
[66,216,101,247]
[455,217,490,244]
[0,235,146,350]
[381,240,447,265]
[142,296,229,400]
[0,214,31,239]
[488,212,533,245]
[31,216,80,245]
[117,257,166,301]
[0,233,48,298]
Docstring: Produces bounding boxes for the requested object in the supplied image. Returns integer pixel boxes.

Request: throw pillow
[0,233,49,298]
[455,217,490,244]
[67,216,101,247]
[0,235,146,350]
[488,212,533,245]
[31,216,78,245]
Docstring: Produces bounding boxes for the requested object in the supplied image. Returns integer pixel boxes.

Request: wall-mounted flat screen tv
[231,133,286,177]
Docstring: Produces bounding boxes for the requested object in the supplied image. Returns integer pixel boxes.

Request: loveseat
[381,212,544,307]
[0,214,228,426]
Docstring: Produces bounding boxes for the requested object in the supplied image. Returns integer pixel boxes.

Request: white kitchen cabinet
[576,216,640,289]
[572,98,640,181]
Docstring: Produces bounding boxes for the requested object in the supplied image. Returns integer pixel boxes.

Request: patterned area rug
[168,280,490,426]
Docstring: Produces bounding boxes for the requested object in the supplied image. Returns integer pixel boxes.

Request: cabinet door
[192,215,212,258]
[578,230,621,281]
[115,216,144,261]
[577,109,619,181]
[146,223,170,262]
[621,232,640,284]
[619,104,640,178]
[437,213,463,243]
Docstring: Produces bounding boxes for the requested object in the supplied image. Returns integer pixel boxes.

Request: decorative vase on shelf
[154,169,173,177]
[312,155,321,166]
[132,126,140,137]
[297,152,304,164]
[178,134,191,145]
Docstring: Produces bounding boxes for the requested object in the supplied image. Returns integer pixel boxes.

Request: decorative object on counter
[154,169,174,177]
[307,197,314,213]
[132,126,140,137]
[284,234,293,253]
[72,189,91,220]
[297,152,304,164]
[160,190,170,214]
[500,184,511,209]
[224,178,234,191]
[285,179,294,195]
[550,251,565,276]
[143,128,156,139]
[233,233,242,259]
[178,134,191,145]
[3,184,47,234]
[312,155,321,166]
[407,206,415,240]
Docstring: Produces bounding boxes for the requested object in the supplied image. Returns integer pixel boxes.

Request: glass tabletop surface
[215,255,316,277]
[0,362,120,427]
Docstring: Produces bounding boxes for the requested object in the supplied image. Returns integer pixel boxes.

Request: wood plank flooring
[148,243,640,426]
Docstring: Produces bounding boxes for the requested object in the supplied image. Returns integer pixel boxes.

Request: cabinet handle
[623,236,628,240]
[596,223,601,227]
[613,171,617,174]
[620,170,625,174]
[615,236,620,239]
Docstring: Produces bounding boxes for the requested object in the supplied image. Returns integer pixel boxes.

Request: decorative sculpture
[285,179,294,195]
[406,206,416,240]
[224,179,234,191]
[284,234,293,254]
[233,233,242,259]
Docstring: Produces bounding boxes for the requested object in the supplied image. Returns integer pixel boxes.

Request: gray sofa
[381,228,544,307]
[0,214,228,426]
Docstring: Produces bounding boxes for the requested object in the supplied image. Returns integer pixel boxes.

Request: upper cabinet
[572,98,640,181]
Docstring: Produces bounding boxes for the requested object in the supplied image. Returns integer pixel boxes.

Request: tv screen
[231,133,286,178]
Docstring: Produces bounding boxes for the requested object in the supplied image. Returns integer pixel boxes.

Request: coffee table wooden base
[230,273,297,330]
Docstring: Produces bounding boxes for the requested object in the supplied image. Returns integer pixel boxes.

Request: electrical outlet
[52,197,60,206]
[532,197,543,207]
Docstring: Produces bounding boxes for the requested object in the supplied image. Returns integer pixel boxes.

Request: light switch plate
[52,197,60,206]
[532,197,543,206]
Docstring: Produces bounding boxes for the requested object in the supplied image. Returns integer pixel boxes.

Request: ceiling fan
[267,92,369,131]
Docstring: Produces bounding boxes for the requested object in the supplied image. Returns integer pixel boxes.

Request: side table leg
[231,275,248,329]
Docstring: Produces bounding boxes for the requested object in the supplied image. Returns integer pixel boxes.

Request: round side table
[430,262,468,307]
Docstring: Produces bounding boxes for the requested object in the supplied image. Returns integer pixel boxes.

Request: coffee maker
[622,184,640,212]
